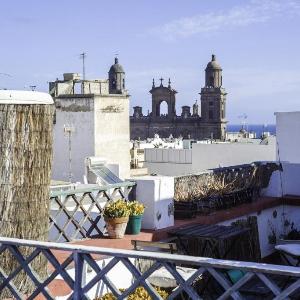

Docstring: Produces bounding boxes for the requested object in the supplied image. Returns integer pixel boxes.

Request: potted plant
[103,199,130,239]
[126,201,145,235]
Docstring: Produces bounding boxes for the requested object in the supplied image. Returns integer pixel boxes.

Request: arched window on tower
[209,110,214,120]
[112,78,116,90]
[158,100,168,117]
[209,76,214,87]
[122,78,125,89]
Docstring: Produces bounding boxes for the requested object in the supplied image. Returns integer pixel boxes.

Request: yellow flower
[128,200,145,216]
[103,199,130,219]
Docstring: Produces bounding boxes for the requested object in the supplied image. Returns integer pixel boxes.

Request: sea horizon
[227,124,276,137]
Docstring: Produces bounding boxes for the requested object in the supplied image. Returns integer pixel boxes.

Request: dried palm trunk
[0,103,54,298]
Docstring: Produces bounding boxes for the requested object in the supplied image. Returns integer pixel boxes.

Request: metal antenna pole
[80,52,87,80]
[68,130,72,182]
[0,73,12,90]
[64,125,74,182]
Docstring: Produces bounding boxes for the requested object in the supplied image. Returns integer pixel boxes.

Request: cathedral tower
[200,54,227,140]
[108,57,125,94]
[150,78,177,120]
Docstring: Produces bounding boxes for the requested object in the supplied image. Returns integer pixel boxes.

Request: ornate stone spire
[152,78,155,88]
[168,78,171,88]
[159,77,164,86]
[193,100,199,116]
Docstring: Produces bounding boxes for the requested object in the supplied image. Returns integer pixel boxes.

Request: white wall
[52,98,94,182]
[144,148,192,175]
[276,111,300,163]
[262,162,300,197]
[52,93,131,182]
[144,143,275,176]
[219,205,300,258]
[191,143,275,173]
[145,148,192,164]
[132,176,174,230]
[145,162,192,176]
[94,95,130,179]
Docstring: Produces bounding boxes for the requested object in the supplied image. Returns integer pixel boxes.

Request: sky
[0,0,300,124]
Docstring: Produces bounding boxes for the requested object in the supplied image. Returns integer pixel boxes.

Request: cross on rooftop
[159,77,164,86]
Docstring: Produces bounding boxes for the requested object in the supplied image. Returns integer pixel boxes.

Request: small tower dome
[109,57,125,73]
[108,57,125,94]
[205,54,223,88]
[206,54,222,71]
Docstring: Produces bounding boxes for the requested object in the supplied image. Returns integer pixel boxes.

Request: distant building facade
[130,55,227,140]
[49,58,130,181]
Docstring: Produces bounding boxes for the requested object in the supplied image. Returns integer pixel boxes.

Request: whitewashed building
[50,58,130,182]
[144,139,276,176]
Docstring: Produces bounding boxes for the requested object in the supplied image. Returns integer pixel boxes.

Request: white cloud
[225,68,300,99]
[150,0,300,41]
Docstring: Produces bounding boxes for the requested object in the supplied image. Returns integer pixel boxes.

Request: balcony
[1,162,300,299]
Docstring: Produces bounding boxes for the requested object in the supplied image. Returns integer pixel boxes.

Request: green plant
[96,286,169,300]
[128,201,145,216]
[103,199,130,219]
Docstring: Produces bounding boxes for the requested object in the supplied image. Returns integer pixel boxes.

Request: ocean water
[227,124,276,137]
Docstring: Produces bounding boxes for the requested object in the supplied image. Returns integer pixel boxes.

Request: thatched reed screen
[0,99,54,298]
[174,162,281,202]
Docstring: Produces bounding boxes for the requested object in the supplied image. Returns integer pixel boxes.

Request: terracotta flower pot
[105,216,129,239]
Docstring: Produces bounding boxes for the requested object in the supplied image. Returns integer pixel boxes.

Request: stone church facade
[130,55,227,140]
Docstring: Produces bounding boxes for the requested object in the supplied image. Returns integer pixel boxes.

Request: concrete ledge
[61,196,300,254]
[150,196,300,241]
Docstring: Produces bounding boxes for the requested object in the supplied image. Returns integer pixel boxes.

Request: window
[209,101,213,106]
[159,100,168,117]
[112,79,116,89]
[209,110,213,120]
[122,78,125,89]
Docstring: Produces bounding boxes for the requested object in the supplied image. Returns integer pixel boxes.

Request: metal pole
[68,130,72,183]
[64,125,74,182]
[80,52,86,81]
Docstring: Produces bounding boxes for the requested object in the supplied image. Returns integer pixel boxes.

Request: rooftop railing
[0,236,299,299]
[49,181,136,243]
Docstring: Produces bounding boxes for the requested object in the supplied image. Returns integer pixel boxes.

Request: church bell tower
[200,54,227,140]
[108,57,126,94]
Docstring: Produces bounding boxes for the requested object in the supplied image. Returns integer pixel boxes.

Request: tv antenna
[79,52,87,80]
[0,73,12,90]
[238,113,248,131]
